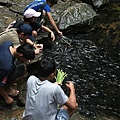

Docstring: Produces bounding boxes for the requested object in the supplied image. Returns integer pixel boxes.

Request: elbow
[74,103,78,110]
[70,103,78,110]
[65,99,78,111]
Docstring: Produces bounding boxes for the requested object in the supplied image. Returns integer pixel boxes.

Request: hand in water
[57,31,63,37]
[35,44,43,50]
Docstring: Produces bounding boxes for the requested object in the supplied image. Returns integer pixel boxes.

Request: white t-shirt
[23,75,68,120]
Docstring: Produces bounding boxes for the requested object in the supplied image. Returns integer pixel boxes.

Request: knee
[32,30,37,37]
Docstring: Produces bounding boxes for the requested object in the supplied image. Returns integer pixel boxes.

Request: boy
[23,57,78,120]
[0,41,37,104]
[24,0,63,36]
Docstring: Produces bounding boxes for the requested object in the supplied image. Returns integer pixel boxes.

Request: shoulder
[52,83,64,92]
[2,41,13,46]
[43,4,51,12]
[7,41,13,46]
[12,19,24,28]
[0,41,13,55]
[29,75,36,79]
[27,75,38,84]
[27,75,37,82]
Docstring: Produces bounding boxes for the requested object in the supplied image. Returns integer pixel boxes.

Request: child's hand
[54,69,67,85]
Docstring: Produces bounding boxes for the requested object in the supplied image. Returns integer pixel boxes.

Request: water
[39,35,120,118]
[36,3,120,118]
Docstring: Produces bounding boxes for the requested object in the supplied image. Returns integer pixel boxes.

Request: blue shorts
[56,108,70,120]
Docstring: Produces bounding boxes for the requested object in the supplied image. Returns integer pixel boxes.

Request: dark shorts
[7,64,25,84]
[30,21,42,31]
[56,108,70,120]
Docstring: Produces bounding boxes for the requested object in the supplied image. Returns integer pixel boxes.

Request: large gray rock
[58,3,97,32]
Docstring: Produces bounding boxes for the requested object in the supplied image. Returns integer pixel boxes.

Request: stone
[58,3,97,32]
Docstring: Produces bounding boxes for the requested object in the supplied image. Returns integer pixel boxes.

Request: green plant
[54,69,67,85]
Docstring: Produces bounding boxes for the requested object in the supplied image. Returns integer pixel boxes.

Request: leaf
[54,69,67,85]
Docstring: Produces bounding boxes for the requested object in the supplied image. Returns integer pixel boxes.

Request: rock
[0,2,12,7]
[70,112,87,120]
[58,3,97,33]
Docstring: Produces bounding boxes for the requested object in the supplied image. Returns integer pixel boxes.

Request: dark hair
[16,28,23,34]
[16,43,35,60]
[46,0,58,4]
[38,57,56,78]
[23,16,31,23]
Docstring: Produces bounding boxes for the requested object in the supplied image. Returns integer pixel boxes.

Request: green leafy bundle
[55,69,67,85]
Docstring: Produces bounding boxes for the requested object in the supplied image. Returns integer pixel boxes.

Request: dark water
[35,2,120,118]
[36,35,119,118]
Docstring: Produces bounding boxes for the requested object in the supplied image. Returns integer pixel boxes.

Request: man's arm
[46,12,63,36]
[42,25,55,41]
[25,39,43,51]
[64,81,77,110]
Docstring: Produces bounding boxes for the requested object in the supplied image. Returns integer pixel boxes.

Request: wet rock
[94,3,120,46]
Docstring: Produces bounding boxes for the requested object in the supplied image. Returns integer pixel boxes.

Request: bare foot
[5,87,19,96]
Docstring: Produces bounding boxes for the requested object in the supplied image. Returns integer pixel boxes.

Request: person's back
[24,0,49,12]
[12,19,24,29]
[24,0,63,36]
[0,41,15,80]
[0,28,19,46]
[23,75,68,120]
[11,18,41,32]
[0,24,35,48]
